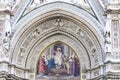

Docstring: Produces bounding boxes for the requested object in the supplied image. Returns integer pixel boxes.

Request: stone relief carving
[85,37,94,48]
[19,47,25,57]
[30,28,41,39]
[91,48,96,56]
[76,28,85,37]
[12,0,21,11]
[31,0,46,6]
[93,56,99,66]
[54,18,64,27]
[31,0,90,8]
[22,37,32,48]
[22,28,42,48]
[85,36,98,64]
[17,47,25,63]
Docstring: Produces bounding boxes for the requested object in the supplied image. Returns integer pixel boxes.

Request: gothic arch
[25,29,91,68]
[10,2,104,79]
[32,34,89,80]
[12,2,104,46]
[24,30,91,80]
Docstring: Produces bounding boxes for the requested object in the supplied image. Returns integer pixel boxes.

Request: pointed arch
[10,2,104,79]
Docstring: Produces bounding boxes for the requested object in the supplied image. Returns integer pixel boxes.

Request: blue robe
[47,58,55,70]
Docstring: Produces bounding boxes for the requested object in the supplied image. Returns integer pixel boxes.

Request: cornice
[105,9,120,14]
[0,9,13,15]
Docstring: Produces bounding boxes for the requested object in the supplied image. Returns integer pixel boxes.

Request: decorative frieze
[106,9,120,14]
[30,0,90,9]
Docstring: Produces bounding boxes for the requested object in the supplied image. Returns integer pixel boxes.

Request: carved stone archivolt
[30,28,42,39]
[10,9,104,79]
[54,18,64,27]
[12,17,102,70]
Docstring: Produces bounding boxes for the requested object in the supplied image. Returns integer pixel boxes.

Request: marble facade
[0,0,120,80]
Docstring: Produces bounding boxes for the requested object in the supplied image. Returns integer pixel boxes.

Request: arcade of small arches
[8,2,104,80]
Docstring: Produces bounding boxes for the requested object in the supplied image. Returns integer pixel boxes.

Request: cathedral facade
[0,0,120,80]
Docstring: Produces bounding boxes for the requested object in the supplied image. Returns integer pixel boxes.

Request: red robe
[39,57,46,74]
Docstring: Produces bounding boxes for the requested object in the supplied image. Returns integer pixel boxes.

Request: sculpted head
[57,47,61,52]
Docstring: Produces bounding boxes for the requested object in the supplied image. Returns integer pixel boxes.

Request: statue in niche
[105,31,111,44]
[3,31,11,53]
[3,37,10,53]
[37,43,80,79]
[105,31,111,53]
